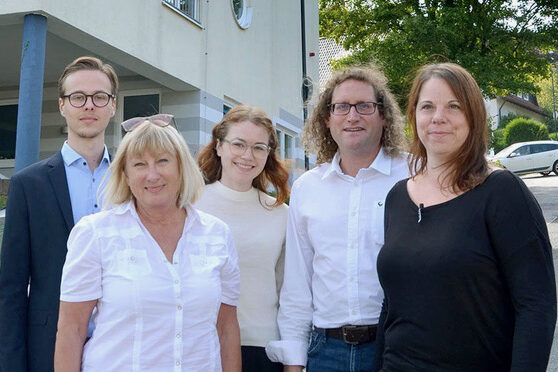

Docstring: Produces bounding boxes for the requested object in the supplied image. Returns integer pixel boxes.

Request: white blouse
[60,201,240,372]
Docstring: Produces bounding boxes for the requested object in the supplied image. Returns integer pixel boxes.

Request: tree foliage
[319,0,558,107]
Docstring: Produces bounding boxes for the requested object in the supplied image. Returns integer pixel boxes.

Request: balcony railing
[162,0,199,22]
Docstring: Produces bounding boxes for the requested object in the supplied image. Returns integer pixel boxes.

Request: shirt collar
[113,200,199,236]
[321,147,393,180]
[61,141,110,167]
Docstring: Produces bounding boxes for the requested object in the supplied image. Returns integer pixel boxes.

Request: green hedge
[503,118,549,146]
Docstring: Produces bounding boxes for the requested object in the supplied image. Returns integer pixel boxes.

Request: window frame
[114,90,162,145]
[0,99,19,167]
[162,0,202,26]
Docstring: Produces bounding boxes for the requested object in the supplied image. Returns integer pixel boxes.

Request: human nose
[346,105,360,121]
[240,146,255,159]
[431,107,446,123]
[83,95,95,110]
[146,164,161,180]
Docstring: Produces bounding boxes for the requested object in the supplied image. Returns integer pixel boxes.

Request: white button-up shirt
[266,148,409,366]
[60,201,240,372]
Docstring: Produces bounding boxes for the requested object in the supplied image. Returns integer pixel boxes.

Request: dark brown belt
[315,324,377,345]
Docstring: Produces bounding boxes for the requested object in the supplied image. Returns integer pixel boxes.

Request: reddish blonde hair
[407,63,489,192]
[197,105,289,207]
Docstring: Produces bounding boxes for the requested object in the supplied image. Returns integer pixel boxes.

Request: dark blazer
[0,151,74,372]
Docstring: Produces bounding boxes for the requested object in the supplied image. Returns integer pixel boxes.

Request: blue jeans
[306,328,376,372]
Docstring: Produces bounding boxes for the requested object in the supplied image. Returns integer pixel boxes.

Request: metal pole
[14,14,47,172]
[300,0,309,170]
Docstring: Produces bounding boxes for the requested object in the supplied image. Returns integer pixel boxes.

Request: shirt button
[176,333,181,338]
[92,178,95,182]
[177,305,183,310]
[130,256,135,262]
[378,201,384,207]
[176,361,181,366]
[94,204,98,208]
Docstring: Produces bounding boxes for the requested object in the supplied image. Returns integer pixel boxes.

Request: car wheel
[553,160,558,176]
[540,172,551,176]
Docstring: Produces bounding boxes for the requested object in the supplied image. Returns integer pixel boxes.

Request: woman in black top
[374,63,556,372]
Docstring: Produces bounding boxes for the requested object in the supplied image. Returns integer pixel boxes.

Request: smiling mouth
[145,185,165,192]
[344,127,364,132]
[234,162,255,169]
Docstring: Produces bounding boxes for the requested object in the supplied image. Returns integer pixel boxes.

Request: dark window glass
[0,104,18,159]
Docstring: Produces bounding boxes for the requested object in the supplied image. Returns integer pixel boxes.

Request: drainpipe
[15,14,47,172]
[300,0,309,170]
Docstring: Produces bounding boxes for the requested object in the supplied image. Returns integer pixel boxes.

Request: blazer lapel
[47,151,74,231]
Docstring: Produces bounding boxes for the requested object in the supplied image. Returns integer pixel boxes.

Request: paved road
[521,174,558,371]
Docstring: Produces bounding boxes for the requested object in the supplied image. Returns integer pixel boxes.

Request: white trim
[0,159,15,168]
[272,116,301,134]
[231,0,253,29]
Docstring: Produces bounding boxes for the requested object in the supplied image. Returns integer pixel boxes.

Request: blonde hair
[303,64,407,164]
[102,121,204,208]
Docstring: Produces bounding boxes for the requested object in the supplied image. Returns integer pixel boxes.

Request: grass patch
[0,195,6,209]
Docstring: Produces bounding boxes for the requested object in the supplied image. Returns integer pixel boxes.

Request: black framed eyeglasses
[61,92,115,108]
[328,102,382,116]
[222,139,271,160]
[121,114,177,132]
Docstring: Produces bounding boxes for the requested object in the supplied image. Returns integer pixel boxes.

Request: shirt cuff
[265,340,308,366]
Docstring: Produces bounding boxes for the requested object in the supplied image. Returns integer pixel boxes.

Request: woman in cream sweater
[196,105,290,372]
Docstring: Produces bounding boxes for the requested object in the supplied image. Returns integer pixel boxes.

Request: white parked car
[490,140,558,176]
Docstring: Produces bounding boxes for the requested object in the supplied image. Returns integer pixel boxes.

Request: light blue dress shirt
[61,141,110,338]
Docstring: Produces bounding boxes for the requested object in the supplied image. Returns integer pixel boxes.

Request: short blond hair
[102,121,204,208]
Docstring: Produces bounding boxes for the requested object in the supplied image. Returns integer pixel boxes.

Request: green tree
[320,0,558,107]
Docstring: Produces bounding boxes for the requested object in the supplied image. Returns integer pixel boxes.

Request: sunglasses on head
[121,114,177,132]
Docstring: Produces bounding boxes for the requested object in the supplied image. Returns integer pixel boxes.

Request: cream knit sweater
[195,181,288,347]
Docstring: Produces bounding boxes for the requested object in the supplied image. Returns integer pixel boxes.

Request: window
[275,127,295,161]
[223,103,232,115]
[510,146,530,157]
[231,0,253,29]
[0,104,18,159]
[119,93,160,137]
[163,0,199,22]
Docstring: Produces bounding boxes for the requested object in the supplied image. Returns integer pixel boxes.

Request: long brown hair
[303,64,407,164]
[407,63,489,192]
[198,105,289,207]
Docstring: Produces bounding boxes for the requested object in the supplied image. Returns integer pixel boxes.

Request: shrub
[550,132,558,141]
[503,118,549,146]
[498,112,527,129]
[490,128,507,153]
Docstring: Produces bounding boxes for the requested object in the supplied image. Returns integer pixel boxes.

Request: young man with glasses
[266,65,409,371]
[0,56,118,372]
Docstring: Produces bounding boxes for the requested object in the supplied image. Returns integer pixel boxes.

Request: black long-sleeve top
[375,170,556,372]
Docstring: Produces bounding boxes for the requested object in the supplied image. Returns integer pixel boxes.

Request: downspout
[300,0,309,170]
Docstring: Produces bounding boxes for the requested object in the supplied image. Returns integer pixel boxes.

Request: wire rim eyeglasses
[221,139,271,160]
[121,114,177,132]
[61,92,115,108]
[328,101,382,116]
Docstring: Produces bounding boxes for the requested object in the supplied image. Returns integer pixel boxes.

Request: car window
[530,144,545,154]
[541,143,558,152]
[509,145,530,157]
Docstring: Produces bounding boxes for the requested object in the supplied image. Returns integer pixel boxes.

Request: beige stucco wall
[0,0,319,118]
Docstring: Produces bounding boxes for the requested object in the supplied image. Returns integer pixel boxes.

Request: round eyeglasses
[328,102,382,116]
[121,114,177,132]
[61,92,115,108]
[222,139,271,160]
